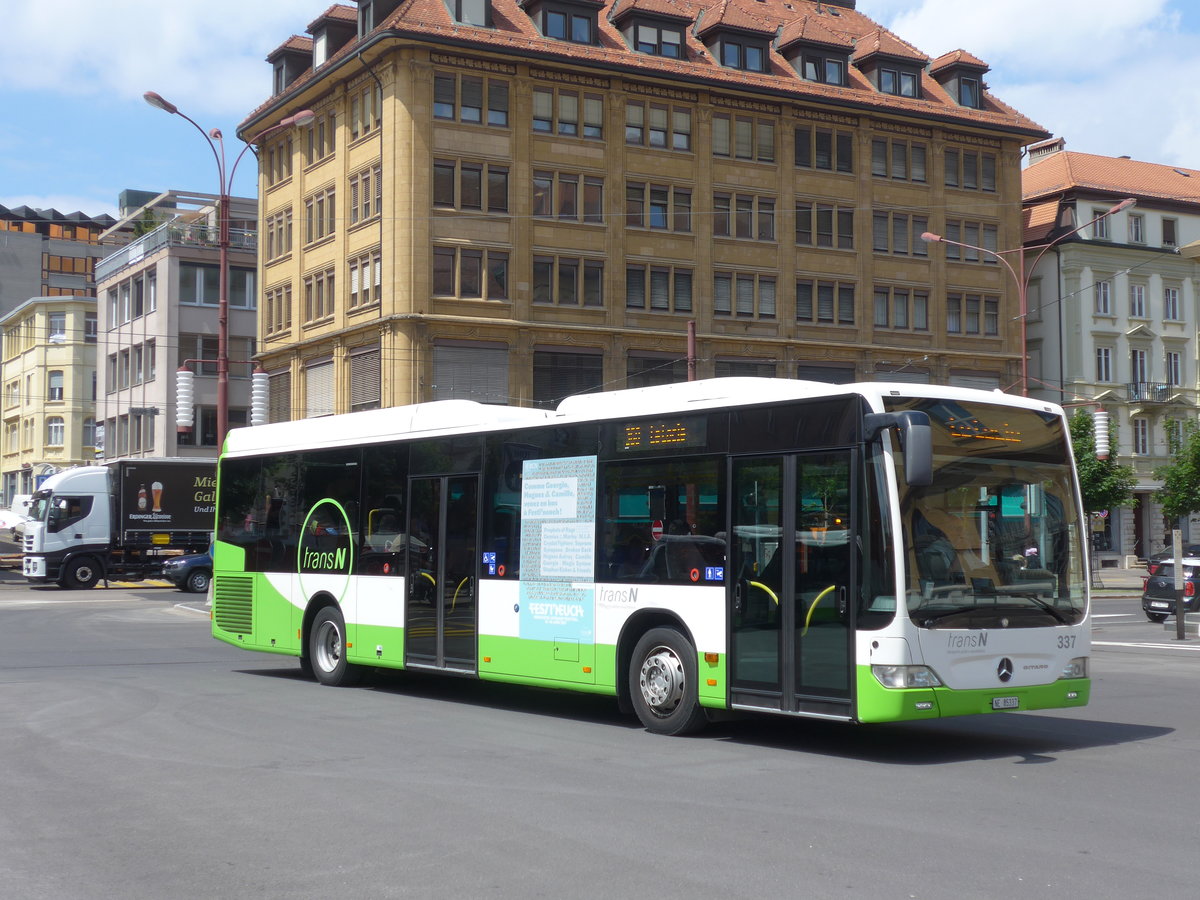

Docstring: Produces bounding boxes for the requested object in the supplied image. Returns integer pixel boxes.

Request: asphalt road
[1,573,1197,900]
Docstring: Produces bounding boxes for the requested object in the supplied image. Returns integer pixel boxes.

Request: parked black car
[1147,544,1200,573]
[161,547,212,593]
[1141,558,1200,622]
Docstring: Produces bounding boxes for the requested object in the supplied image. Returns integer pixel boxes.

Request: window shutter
[432,344,508,404]
[350,348,381,411]
[269,370,291,423]
[305,360,334,418]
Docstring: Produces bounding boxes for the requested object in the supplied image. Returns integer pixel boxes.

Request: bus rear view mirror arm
[864,411,933,487]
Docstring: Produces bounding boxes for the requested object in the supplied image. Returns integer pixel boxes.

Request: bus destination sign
[620,417,707,453]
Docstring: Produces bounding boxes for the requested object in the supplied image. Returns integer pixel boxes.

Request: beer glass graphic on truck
[151,482,163,512]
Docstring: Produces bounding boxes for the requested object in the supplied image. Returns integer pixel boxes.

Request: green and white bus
[212,378,1090,734]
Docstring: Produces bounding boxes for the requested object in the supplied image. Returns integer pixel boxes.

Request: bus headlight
[872,665,943,689]
[1059,657,1088,679]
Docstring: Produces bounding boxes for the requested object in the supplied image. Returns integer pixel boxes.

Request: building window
[625,101,691,151]
[719,39,768,73]
[714,271,776,319]
[946,293,999,335]
[879,67,919,97]
[265,284,293,336]
[350,348,381,412]
[872,210,929,256]
[1094,279,1112,315]
[268,370,291,424]
[940,220,998,263]
[802,54,846,85]
[1130,348,1148,384]
[304,187,337,243]
[145,339,156,382]
[349,250,382,309]
[1092,209,1111,240]
[872,138,927,182]
[349,164,384,224]
[532,350,603,408]
[633,22,683,58]
[625,264,693,313]
[795,279,854,325]
[1163,218,1178,247]
[713,114,774,162]
[434,73,509,127]
[1095,347,1112,382]
[626,354,687,388]
[1163,286,1180,320]
[532,170,604,224]
[625,182,691,232]
[304,111,336,165]
[794,125,852,173]
[1129,214,1145,243]
[46,417,65,447]
[942,149,997,192]
[532,255,603,307]
[532,87,603,139]
[303,267,336,323]
[47,370,64,401]
[1167,351,1182,386]
[1132,417,1149,455]
[713,192,775,240]
[959,77,981,108]
[433,246,509,301]
[434,159,508,213]
[82,417,96,447]
[349,83,382,141]
[265,208,293,260]
[872,286,928,331]
[542,7,596,44]
[1129,283,1146,318]
[796,201,853,249]
[47,312,67,340]
[179,263,255,308]
[266,135,294,186]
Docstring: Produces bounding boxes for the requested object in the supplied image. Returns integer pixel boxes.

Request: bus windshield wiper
[995,592,1072,624]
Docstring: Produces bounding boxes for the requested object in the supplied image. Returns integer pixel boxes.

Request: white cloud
[4,0,304,115]
[863,0,1200,167]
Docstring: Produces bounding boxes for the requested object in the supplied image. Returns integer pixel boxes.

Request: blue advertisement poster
[519,456,597,643]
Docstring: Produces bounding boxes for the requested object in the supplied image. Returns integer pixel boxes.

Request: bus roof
[223,378,1065,458]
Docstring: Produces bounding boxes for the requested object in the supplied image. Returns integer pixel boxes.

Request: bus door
[405,475,479,672]
[729,452,855,717]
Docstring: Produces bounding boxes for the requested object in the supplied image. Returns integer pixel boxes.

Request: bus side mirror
[865,411,933,487]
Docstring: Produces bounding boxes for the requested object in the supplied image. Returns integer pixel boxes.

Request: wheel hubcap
[639,645,685,716]
[314,620,343,673]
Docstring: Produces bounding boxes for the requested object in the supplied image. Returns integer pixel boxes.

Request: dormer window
[880,67,919,97]
[959,77,980,108]
[721,39,768,73]
[542,7,595,44]
[444,0,490,26]
[636,22,683,58]
[803,54,846,86]
[313,32,328,67]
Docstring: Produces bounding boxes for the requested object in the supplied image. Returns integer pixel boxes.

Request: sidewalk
[1092,565,1146,596]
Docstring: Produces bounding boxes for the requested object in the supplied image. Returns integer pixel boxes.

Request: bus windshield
[886,398,1086,628]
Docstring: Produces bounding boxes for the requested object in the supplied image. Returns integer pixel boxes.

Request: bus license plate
[992,696,1019,710]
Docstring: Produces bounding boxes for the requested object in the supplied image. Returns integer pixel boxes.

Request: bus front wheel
[309,606,362,687]
[629,627,707,736]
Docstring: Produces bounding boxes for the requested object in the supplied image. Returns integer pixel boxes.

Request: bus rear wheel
[309,606,362,687]
[629,627,707,736]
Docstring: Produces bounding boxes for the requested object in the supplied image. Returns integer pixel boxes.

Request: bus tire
[629,627,707,736]
[309,605,362,687]
[62,556,101,590]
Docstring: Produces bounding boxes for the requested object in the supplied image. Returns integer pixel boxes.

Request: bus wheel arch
[618,612,706,735]
[304,596,362,687]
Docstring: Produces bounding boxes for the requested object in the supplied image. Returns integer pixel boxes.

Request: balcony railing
[96,220,257,282]
[1127,382,1172,403]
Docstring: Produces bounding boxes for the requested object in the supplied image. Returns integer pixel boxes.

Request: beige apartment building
[1,297,98,503]
[243,0,1049,417]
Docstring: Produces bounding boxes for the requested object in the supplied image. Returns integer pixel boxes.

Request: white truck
[22,459,215,589]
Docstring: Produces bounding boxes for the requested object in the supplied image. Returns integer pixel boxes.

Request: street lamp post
[921,197,1136,396]
[143,92,314,450]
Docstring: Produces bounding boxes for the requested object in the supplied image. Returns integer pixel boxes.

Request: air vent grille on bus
[213,575,254,635]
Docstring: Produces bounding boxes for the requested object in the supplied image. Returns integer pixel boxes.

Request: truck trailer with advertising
[22,458,215,588]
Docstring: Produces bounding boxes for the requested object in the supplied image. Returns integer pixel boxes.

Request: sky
[2,0,1199,219]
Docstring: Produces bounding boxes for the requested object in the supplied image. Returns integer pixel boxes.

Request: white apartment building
[1023,141,1200,564]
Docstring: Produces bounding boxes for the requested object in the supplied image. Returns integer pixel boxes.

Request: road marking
[1094,640,1200,651]
[1092,613,1134,618]
[175,603,209,615]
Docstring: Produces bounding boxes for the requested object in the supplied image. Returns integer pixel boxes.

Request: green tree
[1069,409,1136,514]
[1155,420,1200,522]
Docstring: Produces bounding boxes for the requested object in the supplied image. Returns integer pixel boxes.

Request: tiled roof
[777,13,854,52]
[242,0,1046,138]
[930,48,988,73]
[1024,151,1200,205]
[611,0,696,22]
[308,3,357,31]
[1022,199,1060,244]
[267,34,314,61]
